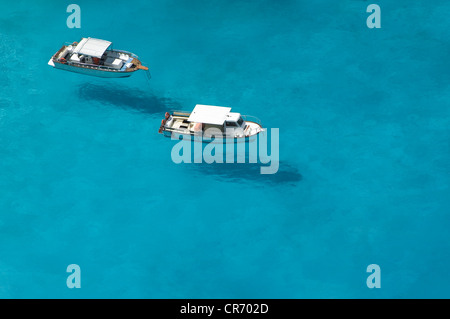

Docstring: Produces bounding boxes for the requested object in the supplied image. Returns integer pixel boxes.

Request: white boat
[159,105,264,142]
[48,37,149,78]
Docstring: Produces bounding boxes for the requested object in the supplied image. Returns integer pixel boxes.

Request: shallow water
[0,0,449,298]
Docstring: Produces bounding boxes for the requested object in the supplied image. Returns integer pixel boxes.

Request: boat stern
[158,112,172,134]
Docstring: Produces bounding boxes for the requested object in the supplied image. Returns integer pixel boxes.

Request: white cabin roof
[187,105,232,125]
[73,38,112,58]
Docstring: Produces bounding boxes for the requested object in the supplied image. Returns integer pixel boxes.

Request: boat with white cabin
[48,37,149,78]
[159,105,264,142]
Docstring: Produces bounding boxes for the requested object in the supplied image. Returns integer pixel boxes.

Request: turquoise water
[1,0,450,298]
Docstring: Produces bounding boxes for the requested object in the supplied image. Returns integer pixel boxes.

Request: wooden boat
[159,105,264,142]
[48,37,149,78]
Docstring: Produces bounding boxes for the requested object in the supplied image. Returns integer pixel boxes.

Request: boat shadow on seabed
[78,83,181,114]
[190,161,302,187]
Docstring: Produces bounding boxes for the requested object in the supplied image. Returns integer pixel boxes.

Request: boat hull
[51,61,134,78]
[163,130,261,144]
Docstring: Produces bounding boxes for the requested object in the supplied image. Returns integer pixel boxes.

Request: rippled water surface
[0,0,449,298]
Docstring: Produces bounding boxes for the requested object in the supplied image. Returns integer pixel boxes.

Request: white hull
[163,130,261,143]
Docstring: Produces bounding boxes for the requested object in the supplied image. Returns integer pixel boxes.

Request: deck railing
[171,110,191,117]
[113,49,138,59]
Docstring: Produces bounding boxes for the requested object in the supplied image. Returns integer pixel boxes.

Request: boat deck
[168,115,199,131]
[50,44,147,74]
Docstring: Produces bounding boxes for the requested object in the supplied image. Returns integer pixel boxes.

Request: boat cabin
[70,38,132,70]
[186,105,246,135]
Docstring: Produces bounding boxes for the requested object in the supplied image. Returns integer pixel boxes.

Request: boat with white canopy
[48,37,149,78]
[159,105,264,142]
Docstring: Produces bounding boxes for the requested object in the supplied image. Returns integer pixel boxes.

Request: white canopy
[73,37,112,58]
[188,105,232,125]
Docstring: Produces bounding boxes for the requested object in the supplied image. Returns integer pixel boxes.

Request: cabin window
[237,117,244,126]
[226,121,238,127]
